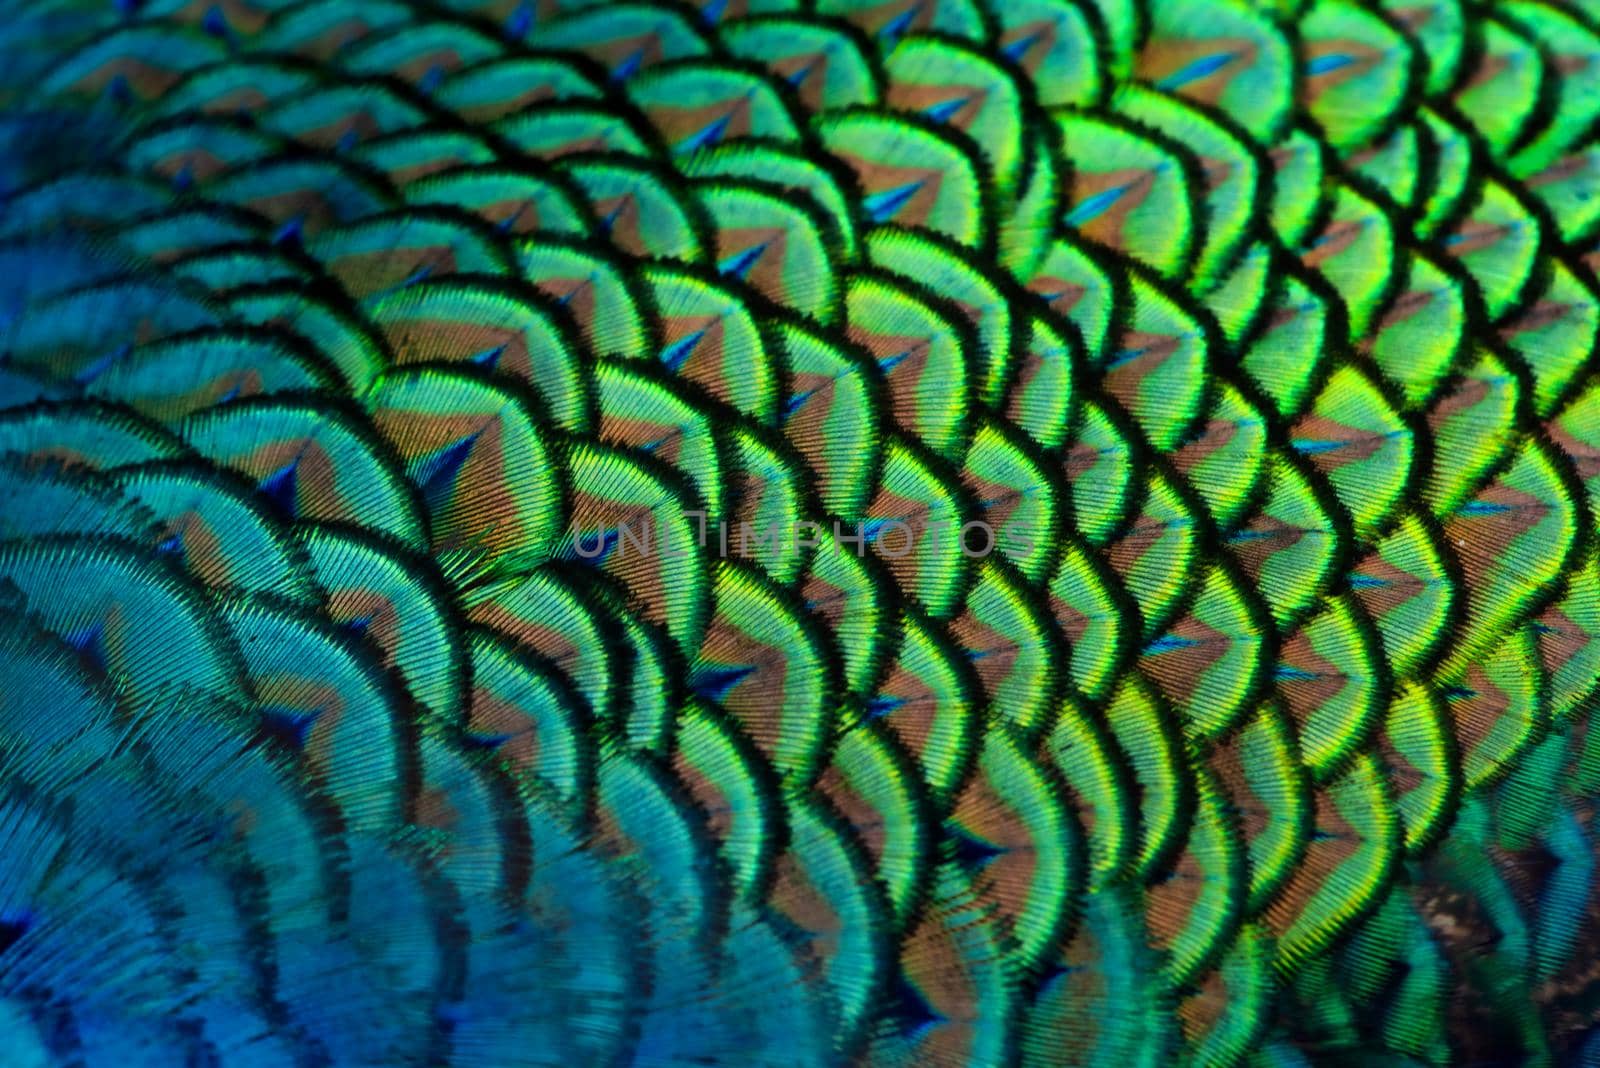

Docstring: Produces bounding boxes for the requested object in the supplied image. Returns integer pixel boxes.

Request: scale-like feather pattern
[3,0,1600,1063]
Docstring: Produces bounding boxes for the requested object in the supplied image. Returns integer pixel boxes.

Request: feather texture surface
[2,0,1600,1064]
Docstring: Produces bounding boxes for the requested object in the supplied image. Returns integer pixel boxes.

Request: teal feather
[3,0,1600,1062]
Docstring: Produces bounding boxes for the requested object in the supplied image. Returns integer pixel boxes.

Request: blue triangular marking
[867,694,907,719]
[505,3,533,39]
[1289,438,1349,456]
[860,517,896,543]
[1034,961,1081,997]
[597,200,629,237]
[63,621,107,673]
[1305,52,1359,77]
[260,704,323,749]
[1065,183,1135,226]
[469,344,506,370]
[273,216,305,246]
[660,329,707,372]
[1106,343,1150,370]
[1145,633,1201,654]
[259,459,299,519]
[465,729,514,750]
[693,664,756,701]
[1155,52,1237,91]
[415,432,480,512]
[877,347,915,375]
[201,5,229,37]
[782,387,817,418]
[1228,527,1285,544]
[639,432,675,453]
[889,976,947,1041]
[680,112,733,152]
[880,2,924,46]
[398,263,434,289]
[785,57,820,88]
[923,96,970,124]
[1002,29,1045,63]
[719,241,769,280]
[568,526,621,566]
[862,180,924,223]
[554,276,592,307]
[948,825,1008,872]
[72,342,130,386]
[611,49,645,82]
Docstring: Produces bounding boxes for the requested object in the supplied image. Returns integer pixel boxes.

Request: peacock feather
[2,0,1600,1063]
